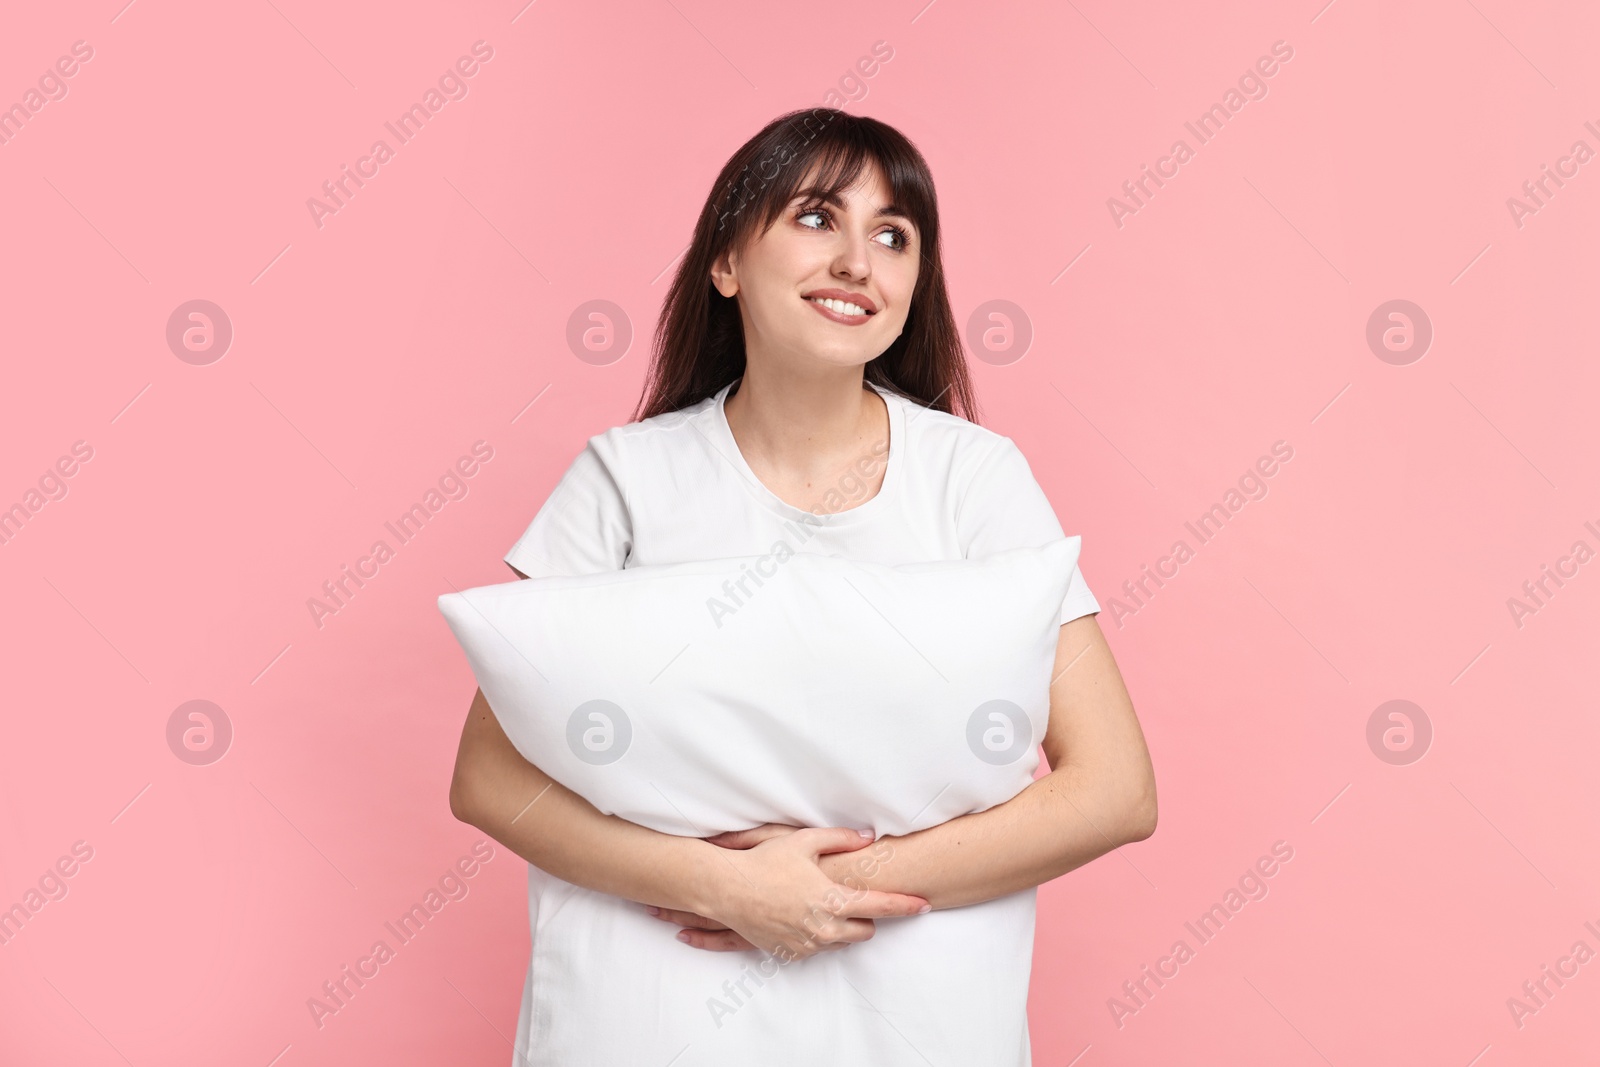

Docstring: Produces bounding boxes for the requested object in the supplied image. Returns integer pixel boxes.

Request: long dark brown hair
[628,107,981,425]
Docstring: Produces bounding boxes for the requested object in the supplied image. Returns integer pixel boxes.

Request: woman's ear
[709,248,739,298]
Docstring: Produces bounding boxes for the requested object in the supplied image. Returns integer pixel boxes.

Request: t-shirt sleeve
[957,436,1100,625]
[503,439,633,580]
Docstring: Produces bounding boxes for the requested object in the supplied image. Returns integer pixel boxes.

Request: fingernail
[917,904,931,914]
[676,931,692,942]
[857,829,874,838]
[647,906,660,916]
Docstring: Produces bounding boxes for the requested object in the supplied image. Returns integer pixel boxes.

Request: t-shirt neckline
[711,376,904,526]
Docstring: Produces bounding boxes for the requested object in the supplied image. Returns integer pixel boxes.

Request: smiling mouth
[804,295,876,319]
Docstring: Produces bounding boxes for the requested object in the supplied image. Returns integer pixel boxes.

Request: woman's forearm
[819,762,1155,909]
[448,687,726,915]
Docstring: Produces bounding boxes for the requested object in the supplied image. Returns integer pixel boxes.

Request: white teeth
[810,296,868,316]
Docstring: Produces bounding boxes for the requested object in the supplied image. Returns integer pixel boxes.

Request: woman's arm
[818,612,1156,908]
[447,686,931,958]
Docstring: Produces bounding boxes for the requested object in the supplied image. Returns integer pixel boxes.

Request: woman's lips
[804,296,873,326]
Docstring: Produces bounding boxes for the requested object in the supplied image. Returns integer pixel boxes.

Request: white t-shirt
[499,376,1099,1064]
[505,377,1099,622]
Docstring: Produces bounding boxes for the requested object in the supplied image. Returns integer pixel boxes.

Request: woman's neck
[724,367,889,503]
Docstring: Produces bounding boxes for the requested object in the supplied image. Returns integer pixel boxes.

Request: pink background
[3,1,1598,1063]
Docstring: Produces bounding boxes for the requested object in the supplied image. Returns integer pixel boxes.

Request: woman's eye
[797,207,910,251]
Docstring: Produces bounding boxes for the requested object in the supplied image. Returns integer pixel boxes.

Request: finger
[830,917,879,944]
[650,908,728,930]
[801,916,877,946]
[677,928,756,952]
[802,826,880,857]
[828,889,932,919]
[709,823,803,849]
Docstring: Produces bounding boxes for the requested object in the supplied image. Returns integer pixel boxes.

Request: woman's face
[712,160,920,374]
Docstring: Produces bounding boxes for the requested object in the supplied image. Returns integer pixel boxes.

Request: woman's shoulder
[876,387,1071,549]
[504,393,725,579]
[880,386,1023,480]
[574,392,722,466]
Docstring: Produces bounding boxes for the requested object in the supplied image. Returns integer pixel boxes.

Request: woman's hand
[656,826,927,959]
[647,823,801,947]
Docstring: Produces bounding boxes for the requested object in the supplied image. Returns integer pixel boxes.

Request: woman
[449,107,1157,1064]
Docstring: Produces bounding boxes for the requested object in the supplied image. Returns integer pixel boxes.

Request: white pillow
[437,536,1082,840]
[438,537,1084,1064]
